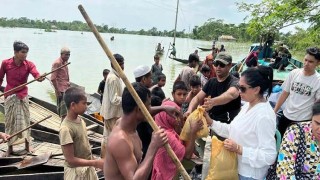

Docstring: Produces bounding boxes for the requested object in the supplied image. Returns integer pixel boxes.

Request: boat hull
[197,47,211,51]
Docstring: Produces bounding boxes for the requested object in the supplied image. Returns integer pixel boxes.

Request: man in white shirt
[100,54,124,158]
[274,47,320,136]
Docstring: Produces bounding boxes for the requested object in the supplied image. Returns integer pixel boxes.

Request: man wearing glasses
[51,47,71,119]
[274,47,320,136]
[185,52,241,125]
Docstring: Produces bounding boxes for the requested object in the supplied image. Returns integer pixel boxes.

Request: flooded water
[0,27,251,122]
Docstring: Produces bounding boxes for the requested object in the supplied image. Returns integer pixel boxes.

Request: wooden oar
[0,152,51,171]
[0,62,70,97]
[237,46,257,73]
[78,5,191,180]
[7,115,52,141]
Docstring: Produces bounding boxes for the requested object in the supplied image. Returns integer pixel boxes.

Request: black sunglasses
[213,61,227,68]
[236,83,252,93]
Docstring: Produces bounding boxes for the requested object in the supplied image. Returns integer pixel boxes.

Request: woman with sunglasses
[205,66,277,180]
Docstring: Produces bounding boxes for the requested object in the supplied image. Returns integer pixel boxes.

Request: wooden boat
[229,44,320,81]
[70,82,102,116]
[0,94,104,148]
[155,49,164,55]
[169,56,189,64]
[169,56,205,64]
[0,124,103,179]
[197,47,212,51]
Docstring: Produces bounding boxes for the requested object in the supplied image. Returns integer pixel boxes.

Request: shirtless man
[104,83,168,180]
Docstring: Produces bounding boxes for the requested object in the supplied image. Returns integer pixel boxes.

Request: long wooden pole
[173,0,179,45]
[7,115,52,141]
[0,62,70,97]
[78,5,191,180]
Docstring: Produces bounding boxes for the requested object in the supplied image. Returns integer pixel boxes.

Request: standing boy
[97,69,110,103]
[182,75,202,113]
[151,55,163,84]
[175,53,199,91]
[51,47,71,119]
[59,87,103,179]
[104,83,168,179]
[0,41,44,155]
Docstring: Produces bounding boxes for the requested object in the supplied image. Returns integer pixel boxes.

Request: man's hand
[203,111,213,126]
[203,97,214,111]
[163,105,182,120]
[183,111,191,120]
[190,119,203,134]
[150,128,168,150]
[37,75,46,82]
[93,159,104,169]
[0,132,10,143]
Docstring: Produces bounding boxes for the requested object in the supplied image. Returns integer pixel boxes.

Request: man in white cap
[100,53,125,158]
[133,65,153,88]
[51,47,70,119]
[133,65,182,170]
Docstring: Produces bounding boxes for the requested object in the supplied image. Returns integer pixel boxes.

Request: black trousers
[277,114,310,137]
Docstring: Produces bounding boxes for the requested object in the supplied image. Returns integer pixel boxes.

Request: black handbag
[266,123,306,180]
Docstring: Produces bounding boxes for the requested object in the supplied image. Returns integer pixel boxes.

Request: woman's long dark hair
[241,66,273,99]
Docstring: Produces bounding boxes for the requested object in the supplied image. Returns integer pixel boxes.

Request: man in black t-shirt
[184,52,241,123]
[97,69,110,103]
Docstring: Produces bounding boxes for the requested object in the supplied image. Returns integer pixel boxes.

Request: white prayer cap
[133,65,151,78]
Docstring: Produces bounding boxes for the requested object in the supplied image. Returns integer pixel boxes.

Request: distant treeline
[0,17,256,42]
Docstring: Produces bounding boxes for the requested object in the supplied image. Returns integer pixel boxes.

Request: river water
[0,27,250,113]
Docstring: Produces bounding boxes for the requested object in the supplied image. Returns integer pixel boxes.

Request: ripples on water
[0,27,250,119]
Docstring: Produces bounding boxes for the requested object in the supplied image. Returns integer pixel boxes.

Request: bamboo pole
[7,115,52,141]
[0,62,71,97]
[78,5,191,180]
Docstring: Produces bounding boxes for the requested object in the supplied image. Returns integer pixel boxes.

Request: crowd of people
[0,40,319,180]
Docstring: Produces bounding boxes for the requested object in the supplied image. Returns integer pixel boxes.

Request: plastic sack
[180,106,209,141]
[206,136,238,180]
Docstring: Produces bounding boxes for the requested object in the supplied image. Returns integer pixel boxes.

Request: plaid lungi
[4,95,31,146]
[64,166,98,180]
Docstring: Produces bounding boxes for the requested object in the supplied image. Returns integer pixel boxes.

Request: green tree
[237,0,320,49]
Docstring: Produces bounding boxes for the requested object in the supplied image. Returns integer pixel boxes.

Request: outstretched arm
[184,90,206,117]
[62,143,103,169]
[202,87,239,111]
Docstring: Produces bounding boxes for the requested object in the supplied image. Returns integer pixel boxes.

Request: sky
[0,0,261,32]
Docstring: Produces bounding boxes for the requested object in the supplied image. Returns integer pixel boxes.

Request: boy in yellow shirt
[59,87,103,179]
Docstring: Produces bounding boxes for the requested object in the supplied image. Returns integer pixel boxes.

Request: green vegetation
[0,17,188,38]
[0,17,253,42]
[191,18,254,42]
[237,0,320,52]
